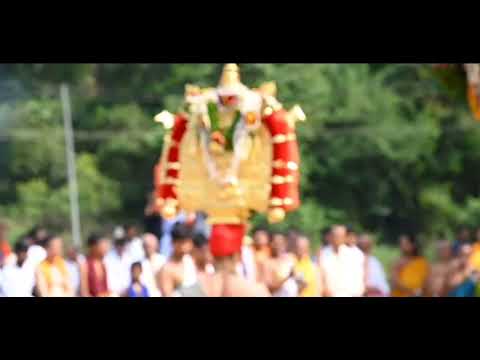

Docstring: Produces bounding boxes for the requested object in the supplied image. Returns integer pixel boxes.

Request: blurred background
[1,63,479,270]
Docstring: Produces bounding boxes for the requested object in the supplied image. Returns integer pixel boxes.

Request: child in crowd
[125,262,150,298]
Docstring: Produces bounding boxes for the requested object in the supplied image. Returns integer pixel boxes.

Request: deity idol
[153,64,305,257]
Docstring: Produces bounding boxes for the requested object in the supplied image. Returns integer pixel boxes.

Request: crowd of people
[2,214,480,297]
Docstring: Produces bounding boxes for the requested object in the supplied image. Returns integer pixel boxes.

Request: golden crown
[219,63,241,87]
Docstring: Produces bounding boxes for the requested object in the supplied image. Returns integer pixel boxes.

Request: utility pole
[60,84,81,248]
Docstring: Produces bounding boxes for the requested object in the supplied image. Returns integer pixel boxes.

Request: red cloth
[209,224,245,258]
[262,109,301,212]
[156,114,188,203]
[86,257,109,297]
[0,241,11,257]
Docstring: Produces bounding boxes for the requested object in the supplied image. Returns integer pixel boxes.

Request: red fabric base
[209,224,246,258]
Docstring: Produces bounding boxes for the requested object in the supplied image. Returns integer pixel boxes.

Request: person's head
[113,226,126,241]
[399,234,420,257]
[474,227,480,243]
[14,239,29,266]
[185,212,197,226]
[456,226,470,243]
[357,233,373,254]
[270,232,288,257]
[252,227,270,249]
[322,226,332,247]
[436,240,452,262]
[124,224,138,240]
[130,262,143,282]
[460,243,472,256]
[87,233,111,258]
[345,226,358,247]
[330,225,347,249]
[66,247,79,262]
[192,233,212,270]
[295,234,310,259]
[142,233,159,258]
[29,225,49,246]
[113,238,128,256]
[171,222,193,257]
[459,243,473,266]
[287,228,300,253]
[44,235,63,259]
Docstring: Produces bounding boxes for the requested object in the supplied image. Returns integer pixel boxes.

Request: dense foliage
[0,64,478,247]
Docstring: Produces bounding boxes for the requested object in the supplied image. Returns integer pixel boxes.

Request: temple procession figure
[153,64,305,258]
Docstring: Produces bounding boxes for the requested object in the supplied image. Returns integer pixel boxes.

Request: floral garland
[185,87,262,187]
[199,118,249,187]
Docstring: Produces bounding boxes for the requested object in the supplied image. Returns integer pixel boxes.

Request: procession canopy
[154,64,305,255]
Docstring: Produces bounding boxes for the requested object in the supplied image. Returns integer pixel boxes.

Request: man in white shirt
[104,238,134,296]
[357,234,390,296]
[1,241,35,297]
[141,233,166,297]
[25,226,48,269]
[346,226,368,292]
[319,225,365,297]
[125,224,145,263]
[65,246,84,296]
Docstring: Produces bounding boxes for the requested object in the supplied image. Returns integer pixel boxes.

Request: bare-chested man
[424,240,452,297]
[188,233,215,296]
[264,232,299,297]
[204,253,270,297]
[202,225,270,297]
[157,223,197,297]
[252,227,271,283]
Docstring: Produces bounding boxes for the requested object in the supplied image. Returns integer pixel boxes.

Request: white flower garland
[191,88,262,186]
[200,117,250,186]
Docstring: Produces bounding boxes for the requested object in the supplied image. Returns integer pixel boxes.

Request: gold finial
[219,63,241,87]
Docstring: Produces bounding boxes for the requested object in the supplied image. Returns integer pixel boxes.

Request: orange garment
[294,255,319,297]
[0,241,11,257]
[469,243,480,271]
[468,85,480,121]
[38,256,71,296]
[391,257,429,297]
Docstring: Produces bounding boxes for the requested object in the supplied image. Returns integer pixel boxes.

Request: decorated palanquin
[433,63,480,121]
[153,64,305,256]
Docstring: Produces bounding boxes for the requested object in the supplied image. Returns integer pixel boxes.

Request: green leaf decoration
[225,110,242,151]
[207,102,220,132]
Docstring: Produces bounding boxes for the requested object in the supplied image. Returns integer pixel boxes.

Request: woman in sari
[447,244,476,297]
[36,236,74,297]
[391,234,429,297]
